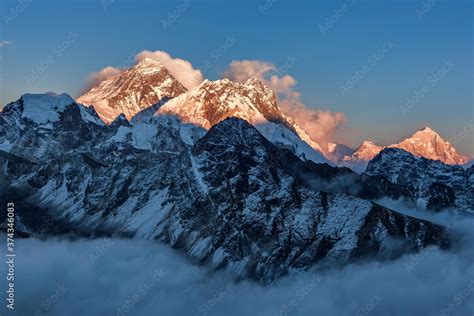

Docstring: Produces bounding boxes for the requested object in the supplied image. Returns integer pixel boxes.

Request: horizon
[0,0,472,155]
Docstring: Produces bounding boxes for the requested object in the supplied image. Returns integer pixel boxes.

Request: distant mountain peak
[76,60,187,123]
[345,139,384,162]
[155,77,330,164]
[156,77,279,128]
[392,127,466,164]
[411,126,441,139]
[1,93,103,131]
[360,140,378,147]
[19,93,75,125]
[342,126,467,172]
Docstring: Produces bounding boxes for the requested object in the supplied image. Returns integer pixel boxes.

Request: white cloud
[223,60,275,82]
[0,40,13,48]
[11,210,474,316]
[83,66,124,92]
[82,50,204,94]
[135,50,204,90]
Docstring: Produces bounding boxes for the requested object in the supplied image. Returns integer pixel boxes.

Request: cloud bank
[223,60,346,150]
[3,210,473,316]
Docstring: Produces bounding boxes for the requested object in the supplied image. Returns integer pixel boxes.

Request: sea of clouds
[1,204,473,316]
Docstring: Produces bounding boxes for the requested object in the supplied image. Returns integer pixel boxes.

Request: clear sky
[0,0,472,154]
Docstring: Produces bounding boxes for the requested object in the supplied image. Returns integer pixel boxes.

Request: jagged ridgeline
[0,93,458,283]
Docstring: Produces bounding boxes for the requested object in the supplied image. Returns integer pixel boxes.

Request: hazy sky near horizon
[0,0,472,154]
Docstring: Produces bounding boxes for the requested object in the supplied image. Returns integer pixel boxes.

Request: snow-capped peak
[21,93,75,124]
[0,92,104,135]
[76,60,330,163]
[360,140,378,147]
[76,59,187,123]
[155,77,280,127]
[341,126,467,172]
[155,77,330,164]
[407,126,440,141]
[344,140,384,162]
[390,126,466,164]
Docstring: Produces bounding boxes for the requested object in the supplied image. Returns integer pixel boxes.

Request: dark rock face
[109,113,131,128]
[0,97,451,283]
[188,119,449,281]
[277,156,414,202]
[426,182,456,211]
[352,204,450,257]
[366,148,473,214]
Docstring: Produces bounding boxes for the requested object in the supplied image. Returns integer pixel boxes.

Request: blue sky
[0,0,472,154]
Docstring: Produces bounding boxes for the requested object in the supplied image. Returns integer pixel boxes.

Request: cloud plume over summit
[82,50,204,93]
[222,59,346,150]
[135,50,204,90]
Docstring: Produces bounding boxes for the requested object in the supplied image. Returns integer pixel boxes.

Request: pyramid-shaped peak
[76,58,187,123]
[410,126,444,141]
[393,126,466,164]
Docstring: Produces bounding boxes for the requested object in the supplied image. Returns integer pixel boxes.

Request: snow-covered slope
[156,78,330,164]
[0,95,450,283]
[21,93,76,125]
[366,148,473,213]
[77,58,187,123]
[341,127,467,172]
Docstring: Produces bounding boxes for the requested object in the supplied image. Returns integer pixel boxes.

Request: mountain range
[1,59,472,282]
[76,58,469,171]
[341,127,468,172]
